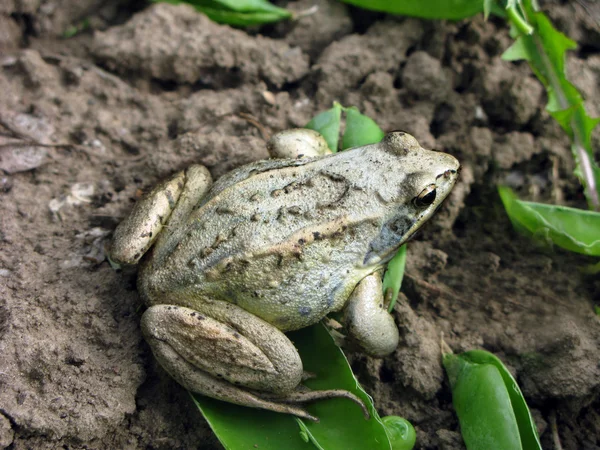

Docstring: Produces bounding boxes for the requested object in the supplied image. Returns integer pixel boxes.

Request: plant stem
[516,1,600,210]
[506,5,533,35]
[531,33,599,210]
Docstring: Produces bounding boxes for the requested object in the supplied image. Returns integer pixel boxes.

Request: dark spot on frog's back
[216,206,234,215]
[298,306,311,317]
[165,189,176,209]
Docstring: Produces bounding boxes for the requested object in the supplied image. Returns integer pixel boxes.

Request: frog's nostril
[437,170,455,180]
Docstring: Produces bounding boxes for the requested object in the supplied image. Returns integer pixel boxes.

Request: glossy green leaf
[191,395,303,450]
[342,107,385,150]
[382,245,407,312]
[382,416,416,450]
[305,103,343,152]
[443,353,524,450]
[290,324,392,450]
[192,323,392,450]
[498,186,600,256]
[338,0,484,20]
[459,350,542,450]
[153,0,292,26]
[501,1,600,210]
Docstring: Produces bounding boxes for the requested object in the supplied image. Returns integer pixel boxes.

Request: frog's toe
[261,388,370,420]
[301,371,317,381]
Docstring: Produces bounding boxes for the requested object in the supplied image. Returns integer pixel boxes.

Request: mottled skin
[109,130,459,420]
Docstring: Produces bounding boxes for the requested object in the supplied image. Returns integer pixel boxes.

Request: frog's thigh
[149,333,322,420]
[343,273,399,357]
[141,301,303,395]
[110,165,212,266]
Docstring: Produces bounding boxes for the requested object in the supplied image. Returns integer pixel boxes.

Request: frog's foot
[141,301,367,420]
[342,273,400,357]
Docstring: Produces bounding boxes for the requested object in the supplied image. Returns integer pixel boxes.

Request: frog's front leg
[109,165,212,266]
[342,273,400,357]
[142,299,368,421]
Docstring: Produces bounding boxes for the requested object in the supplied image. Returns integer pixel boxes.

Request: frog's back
[139,147,402,331]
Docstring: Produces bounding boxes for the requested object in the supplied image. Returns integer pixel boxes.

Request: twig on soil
[0,114,145,163]
[405,273,529,310]
[549,410,564,450]
[237,112,271,141]
[40,52,135,91]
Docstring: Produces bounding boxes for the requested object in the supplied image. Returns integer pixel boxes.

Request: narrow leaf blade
[382,245,407,312]
[152,0,291,26]
[338,0,484,20]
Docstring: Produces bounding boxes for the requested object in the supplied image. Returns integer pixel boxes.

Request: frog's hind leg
[109,165,212,266]
[141,300,368,420]
[151,334,319,421]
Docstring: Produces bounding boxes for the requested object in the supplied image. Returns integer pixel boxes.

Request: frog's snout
[438,167,459,180]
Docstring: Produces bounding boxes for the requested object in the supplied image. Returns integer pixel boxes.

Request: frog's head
[364,131,459,265]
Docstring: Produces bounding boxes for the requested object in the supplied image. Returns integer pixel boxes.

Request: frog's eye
[414,185,437,208]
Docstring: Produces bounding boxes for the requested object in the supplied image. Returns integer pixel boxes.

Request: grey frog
[109,129,459,420]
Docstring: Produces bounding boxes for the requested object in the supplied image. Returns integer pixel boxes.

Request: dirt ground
[1,1,599,449]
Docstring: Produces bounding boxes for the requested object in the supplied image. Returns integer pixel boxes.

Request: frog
[109,129,459,421]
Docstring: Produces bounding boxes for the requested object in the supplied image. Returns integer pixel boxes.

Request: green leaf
[498,186,600,256]
[459,350,542,450]
[382,245,407,312]
[342,107,385,150]
[289,324,392,450]
[501,3,600,210]
[443,347,543,450]
[305,103,343,152]
[191,395,304,450]
[338,0,484,20]
[443,355,523,450]
[152,0,292,26]
[192,323,392,450]
[306,103,385,152]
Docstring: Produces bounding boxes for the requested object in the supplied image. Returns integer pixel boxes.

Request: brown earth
[1,1,599,449]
